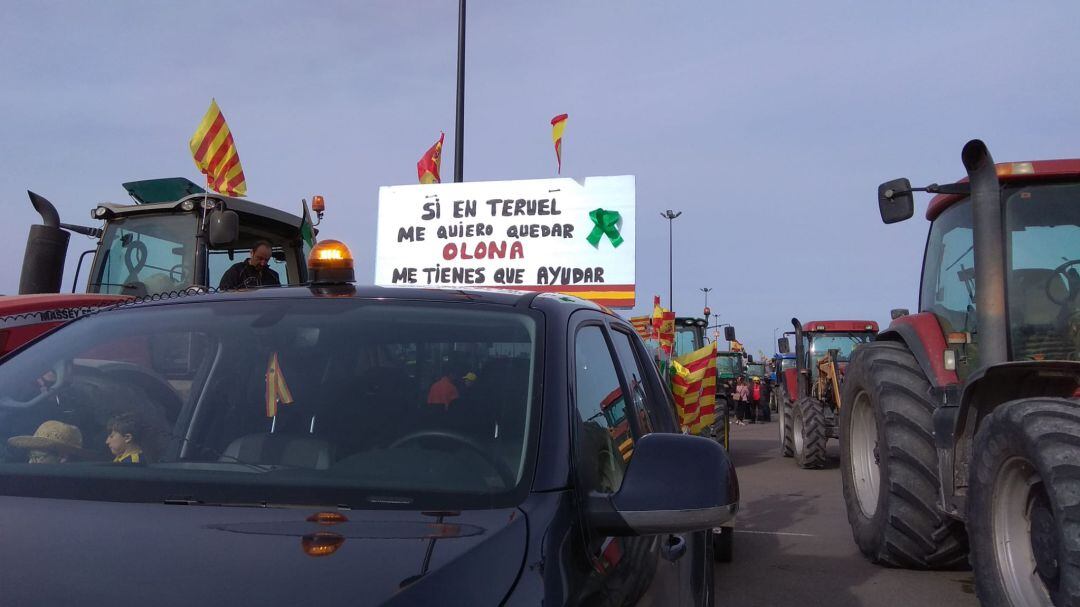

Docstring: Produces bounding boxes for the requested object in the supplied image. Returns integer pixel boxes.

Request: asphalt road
[713,419,979,607]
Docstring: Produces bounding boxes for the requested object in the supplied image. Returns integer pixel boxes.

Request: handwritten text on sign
[375,176,635,307]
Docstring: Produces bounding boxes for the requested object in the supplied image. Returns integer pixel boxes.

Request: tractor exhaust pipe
[791,317,807,397]
[18,191,69,295]
[961,139,1008,368]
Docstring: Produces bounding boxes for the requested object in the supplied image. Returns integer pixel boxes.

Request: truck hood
[0,496,527,606]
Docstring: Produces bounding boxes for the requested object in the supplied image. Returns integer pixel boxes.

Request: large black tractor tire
[779,388,794,457]
[839,341,968,569]
[712,526,734,563]
[968,398,1080,607]
[793,397,827,469]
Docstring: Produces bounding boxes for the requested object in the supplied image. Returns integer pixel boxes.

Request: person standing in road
[218,241,281,290]
[733,377,751,425]
[759,378,773,422]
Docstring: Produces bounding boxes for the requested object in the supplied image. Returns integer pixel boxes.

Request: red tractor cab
[839,140,1080,605]
[774,318,877,469]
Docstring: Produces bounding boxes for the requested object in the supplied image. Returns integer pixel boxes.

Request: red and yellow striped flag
[551,113,568,174]
[648,296,676,355]
[417,132,444,184]
[672,342,718,433]
[265,352,294,418]
[189,99,247,196]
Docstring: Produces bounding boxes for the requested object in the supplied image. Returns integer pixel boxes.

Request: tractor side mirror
[878,178,915,224]
[724,326,736,342]
[208,210,239,246]
[890,308,909,320]
[777,337,790,354]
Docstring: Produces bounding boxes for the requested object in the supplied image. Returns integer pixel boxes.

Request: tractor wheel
[793,397,827,469]
[779,388,794,457]
[839,341,968,569]
[968,398,1080,607]
[712,526,734,563]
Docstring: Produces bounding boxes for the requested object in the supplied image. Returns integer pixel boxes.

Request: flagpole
[453,0,466,183]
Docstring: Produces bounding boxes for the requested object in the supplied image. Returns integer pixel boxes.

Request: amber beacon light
[308,239,355,284]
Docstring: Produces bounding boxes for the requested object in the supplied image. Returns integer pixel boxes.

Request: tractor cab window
[1005,183,1080,362]
[920,199,975,333]
[673,326,701,358]
[208,248,289,288]
[808,333,873,363]
[91,215,198,297]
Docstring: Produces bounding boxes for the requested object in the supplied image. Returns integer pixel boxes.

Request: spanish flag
[189,99,247,197]
[417,133,444,184]
[551,113,567,174]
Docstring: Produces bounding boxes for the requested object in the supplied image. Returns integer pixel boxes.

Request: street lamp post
[700,287,712,313]
[773,327,780,348]
[661,210,682,309]
[453,0,466,183]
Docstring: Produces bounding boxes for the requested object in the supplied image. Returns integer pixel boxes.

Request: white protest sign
[375,175,635,307]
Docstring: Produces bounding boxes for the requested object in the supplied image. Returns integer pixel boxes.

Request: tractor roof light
[308,239,355,284]
[996,162,1035,177]
[93,206,109,219]
[180,200,196,212]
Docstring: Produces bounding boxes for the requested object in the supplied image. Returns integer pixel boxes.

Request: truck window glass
[573,326,633,494]
[0,300,538,509]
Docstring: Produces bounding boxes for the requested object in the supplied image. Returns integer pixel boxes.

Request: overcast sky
[2,1,1078,355]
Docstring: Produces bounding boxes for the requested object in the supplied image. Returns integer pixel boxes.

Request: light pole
[773,327,780,347]
[453,0,466,182]
[700,287,712,312]
[661,210,681,309]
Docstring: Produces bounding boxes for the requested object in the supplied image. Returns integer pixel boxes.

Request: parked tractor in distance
[839,140,1080,606]
[776,319,877,468]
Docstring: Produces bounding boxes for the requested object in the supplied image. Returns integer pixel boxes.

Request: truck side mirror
[724,326,736,342]
[878,178,915,224]
[208,210,239,246]
[777,337,790,354]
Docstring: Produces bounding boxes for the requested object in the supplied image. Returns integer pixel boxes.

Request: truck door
[567,314,706,606]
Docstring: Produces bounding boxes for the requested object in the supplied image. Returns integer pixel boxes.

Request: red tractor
[839,140,1080,605]
[775,319,878,469]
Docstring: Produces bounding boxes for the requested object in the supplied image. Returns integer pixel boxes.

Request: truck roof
[926,158,1080,220]
[801,320,879,332]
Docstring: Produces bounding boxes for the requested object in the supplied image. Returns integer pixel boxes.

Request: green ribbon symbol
[586,208,624,248]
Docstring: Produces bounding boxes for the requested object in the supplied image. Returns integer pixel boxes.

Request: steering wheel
[0,359,72,410]
[388,429,516,488]
[1046,259,1080,306]
[169,263,185,283]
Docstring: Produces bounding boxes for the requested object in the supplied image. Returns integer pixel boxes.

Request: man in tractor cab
[217,241,282,290]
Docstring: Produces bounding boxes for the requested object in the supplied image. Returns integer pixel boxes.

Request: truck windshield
[1005,183,1080,361]
[0,298,539,509]
[90,214,198,296]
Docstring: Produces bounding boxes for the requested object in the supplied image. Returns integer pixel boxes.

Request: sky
[2,1,1079,356]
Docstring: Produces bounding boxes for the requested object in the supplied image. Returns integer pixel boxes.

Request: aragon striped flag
[417,132,444,184]
[551,113,567,174]
[189,99,247,196]
[672,342,718,434]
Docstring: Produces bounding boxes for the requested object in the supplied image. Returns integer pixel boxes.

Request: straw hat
[8,420,95,458]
